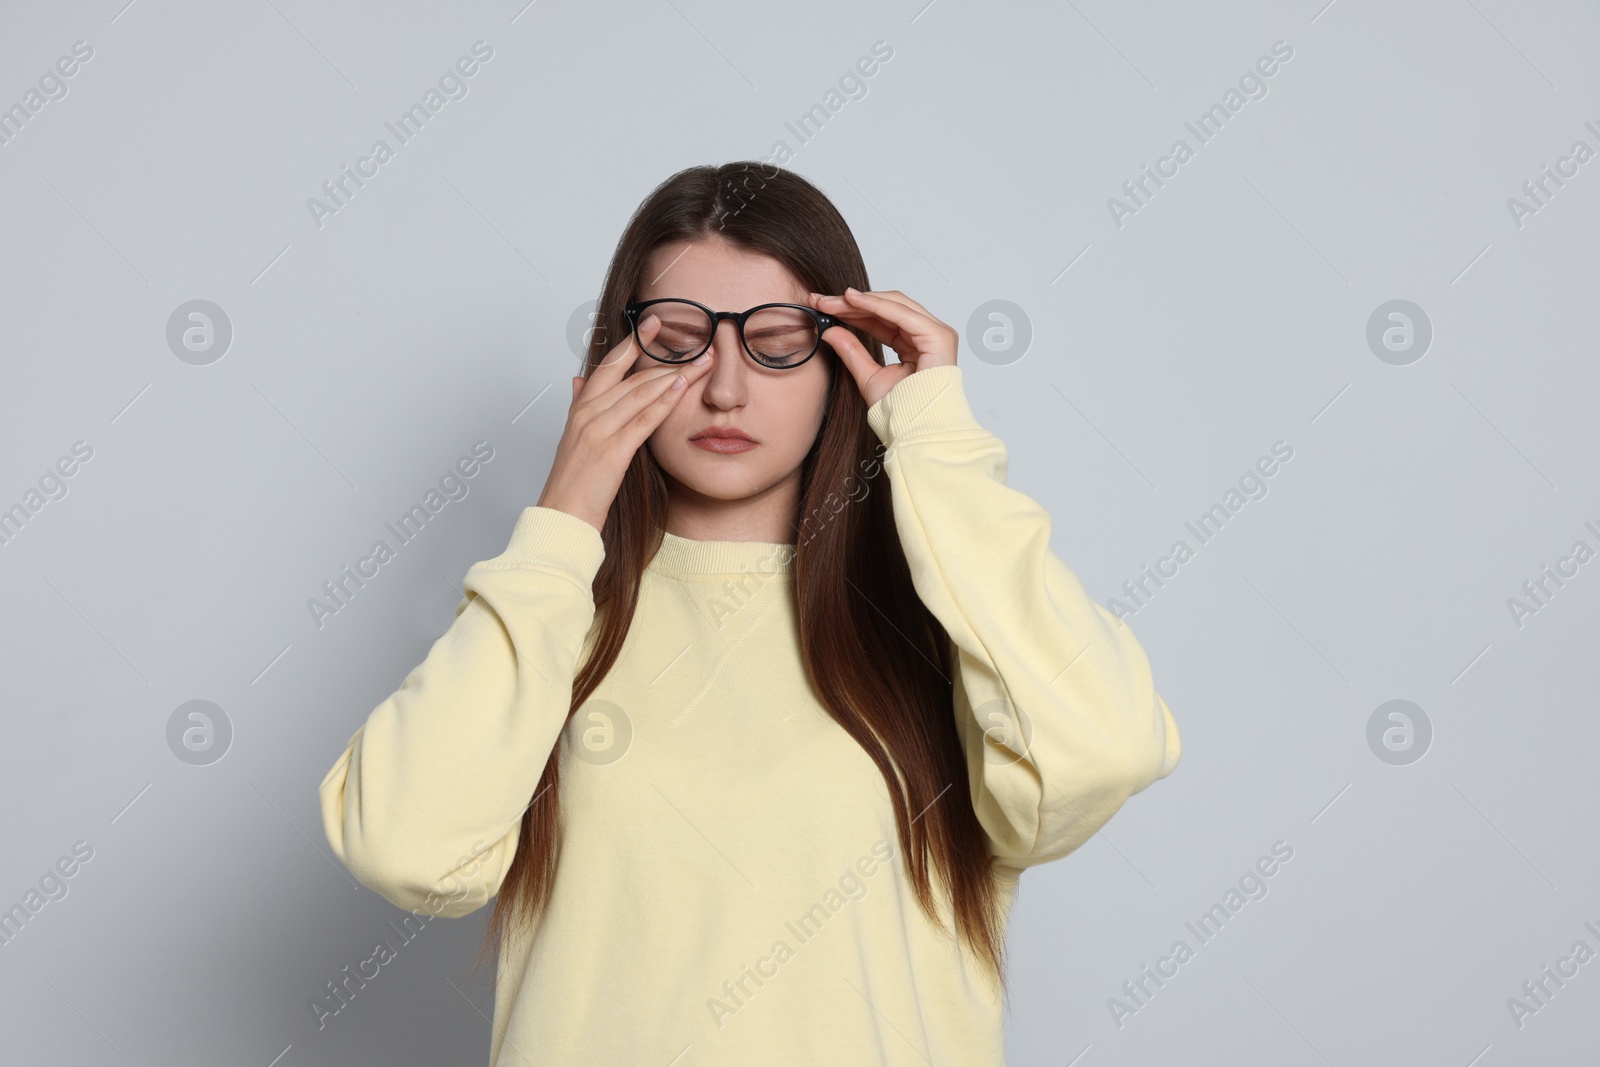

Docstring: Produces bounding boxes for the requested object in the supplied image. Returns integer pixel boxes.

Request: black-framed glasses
[623,298,842,370]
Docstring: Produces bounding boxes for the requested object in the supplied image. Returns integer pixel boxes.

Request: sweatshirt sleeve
[318,505,605,917]
[865,365,1181,873]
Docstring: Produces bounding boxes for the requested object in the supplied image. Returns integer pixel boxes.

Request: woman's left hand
[807,288,958,408]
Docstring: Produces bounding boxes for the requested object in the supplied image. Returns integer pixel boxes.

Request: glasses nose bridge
[704,308,750,358]
[707,308,743,336]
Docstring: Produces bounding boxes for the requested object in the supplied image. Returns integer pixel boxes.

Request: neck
[662,471,802,544]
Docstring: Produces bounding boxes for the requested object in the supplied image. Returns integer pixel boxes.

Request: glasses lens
[744,306,818,367]
[638,301,712,362]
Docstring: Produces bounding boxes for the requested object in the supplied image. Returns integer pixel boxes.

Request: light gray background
[2,0,1596,1064]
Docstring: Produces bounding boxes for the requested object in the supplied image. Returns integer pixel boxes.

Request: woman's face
[631,234,833,514]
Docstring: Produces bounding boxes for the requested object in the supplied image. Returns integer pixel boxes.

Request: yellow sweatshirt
[319,364,1181,1066]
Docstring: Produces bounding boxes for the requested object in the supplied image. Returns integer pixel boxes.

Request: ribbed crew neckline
[647,530,797,580]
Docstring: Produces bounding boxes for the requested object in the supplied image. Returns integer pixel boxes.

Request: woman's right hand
[535,313,712,533]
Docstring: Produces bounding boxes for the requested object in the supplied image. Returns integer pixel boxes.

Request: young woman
[319,161,1181,1065]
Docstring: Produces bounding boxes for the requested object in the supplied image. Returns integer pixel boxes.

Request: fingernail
[845,286,860,295]
[692,352,710,364]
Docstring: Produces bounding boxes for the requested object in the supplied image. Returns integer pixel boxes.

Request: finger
[843,288,960,365]
[839,288,944,343]
[593,354,711,433]
[810,288,911,311]
[866,289,937,320]
[806,289,921,340]
[592,353,707,417]
[822,323,903,399]
[586,311,657,388]
[578,312,680,412]
[809,292,901,348]
[614,361,706,446]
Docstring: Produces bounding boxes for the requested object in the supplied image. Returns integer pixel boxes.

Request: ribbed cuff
[865,365,983,445]
[479,505,607,582]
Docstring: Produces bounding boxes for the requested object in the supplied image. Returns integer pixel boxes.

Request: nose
[698,318,749,406]
[707,317,746,361]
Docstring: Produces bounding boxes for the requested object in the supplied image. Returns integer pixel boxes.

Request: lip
[690,427,758,453]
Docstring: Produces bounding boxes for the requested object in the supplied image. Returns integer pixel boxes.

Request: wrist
[536,493,606,535]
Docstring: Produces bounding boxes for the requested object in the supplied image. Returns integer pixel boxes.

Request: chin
[675,466,771,500]
[658,447,786,501]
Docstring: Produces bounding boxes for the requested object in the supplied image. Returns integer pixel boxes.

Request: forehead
[637,237,806,307]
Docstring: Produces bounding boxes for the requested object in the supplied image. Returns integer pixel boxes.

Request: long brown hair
[470,161,1009,991]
